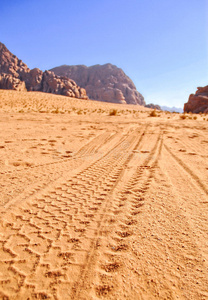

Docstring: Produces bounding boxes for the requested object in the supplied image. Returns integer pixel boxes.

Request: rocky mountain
[0,42,88,99]
[50,64,145,105]
[184,86,208,113]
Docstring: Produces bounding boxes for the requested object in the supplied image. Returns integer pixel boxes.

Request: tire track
[164,128,208,158]
[71,129,163,299]
[88,133,163,299]
[144,139,208,299]
[1,131,115,175]
[0,130,122,209]
[161,143,208,253]
[164,144,208,195]
[0,126,148,299]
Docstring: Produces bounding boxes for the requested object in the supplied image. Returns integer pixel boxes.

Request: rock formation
[50,64,145,105]
[0,73,26,91]
[145,103,161,110]
[184,86,208,113]
[0,42,88,99]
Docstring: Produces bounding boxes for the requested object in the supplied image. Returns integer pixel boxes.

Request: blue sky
[1,0,208,107]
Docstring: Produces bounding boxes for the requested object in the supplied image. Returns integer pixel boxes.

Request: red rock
[0,43,30,78]
[0,73,26,91]
[184,86,208,113]
[50,63,145,105]
[145,103,161,110]
[0,42,88,99]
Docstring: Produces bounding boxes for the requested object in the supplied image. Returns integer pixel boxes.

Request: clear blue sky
[1,0,208,107]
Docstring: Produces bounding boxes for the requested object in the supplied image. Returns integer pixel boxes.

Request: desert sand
[0,90,208,299]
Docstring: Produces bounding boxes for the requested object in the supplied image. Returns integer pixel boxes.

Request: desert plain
[0,90,208,299]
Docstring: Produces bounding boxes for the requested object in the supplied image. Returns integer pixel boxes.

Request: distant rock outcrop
[184,86,208,113]
[50,64,145,105]
[145,103,161,110]
[0,42,88,99]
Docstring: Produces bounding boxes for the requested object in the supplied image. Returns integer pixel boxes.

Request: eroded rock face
[0,42,88,99]
[50,64,145,105]
[0,73,26,91]
[0,43,30,78]
[184,86,208,113]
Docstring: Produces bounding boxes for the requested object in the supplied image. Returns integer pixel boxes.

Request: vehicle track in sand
[0,125,149,299]
[137,136,208,300]
[71,128,163,299]
[163,127,208,188]
[1,120,208,300]
[163,144,208,196]
[0,130,122,207]
[162,142,208,257]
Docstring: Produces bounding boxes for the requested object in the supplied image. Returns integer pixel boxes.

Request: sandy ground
[0,90,208,300]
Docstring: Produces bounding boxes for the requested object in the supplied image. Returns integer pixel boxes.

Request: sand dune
[0,90,208,299]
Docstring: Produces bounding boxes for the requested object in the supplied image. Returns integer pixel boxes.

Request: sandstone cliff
[51,64,145,105]
[184,86,208,113]
[0,42,88,99]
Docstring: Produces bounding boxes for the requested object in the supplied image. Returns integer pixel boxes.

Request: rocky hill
[0,42,88,99]
[50,64,145,105]
[145,103,161,110]
[184,86,208,113]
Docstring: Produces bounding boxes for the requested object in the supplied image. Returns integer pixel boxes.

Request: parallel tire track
[71,130,163,299]
[164,144,208,195]
[0,126,148,299]
[0,131,122,209]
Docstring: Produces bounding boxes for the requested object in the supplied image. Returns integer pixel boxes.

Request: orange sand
[0,90,208,299]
